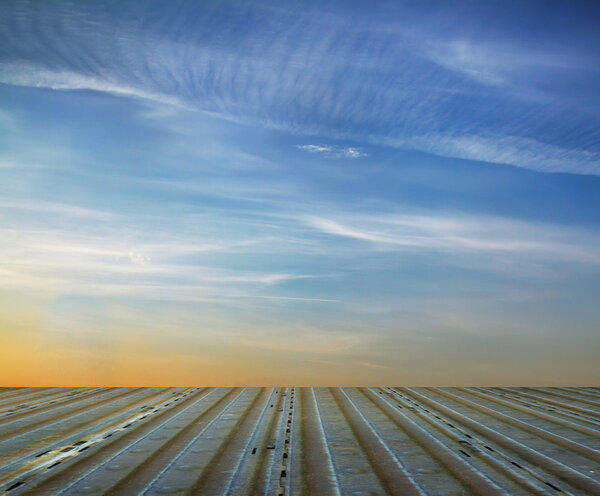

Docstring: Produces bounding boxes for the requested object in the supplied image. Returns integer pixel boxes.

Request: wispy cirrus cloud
[379,134,600,175]
[1,1,598,175]
[420,39,591,88]
[0,224,330,302]
[304,212,600,265]
[0,63,183,108]
[296,144,367,159]
[0,199,115,221]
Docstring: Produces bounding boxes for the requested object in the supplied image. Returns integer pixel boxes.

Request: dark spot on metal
[544,482,562,492]
[6,481,25,491]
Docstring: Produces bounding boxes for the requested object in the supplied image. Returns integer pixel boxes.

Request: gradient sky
[1,0,599,386]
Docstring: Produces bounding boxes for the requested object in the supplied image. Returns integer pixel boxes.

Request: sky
[0,0,599,386]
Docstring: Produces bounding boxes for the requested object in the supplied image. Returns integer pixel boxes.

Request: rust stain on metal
[0,387,598,495]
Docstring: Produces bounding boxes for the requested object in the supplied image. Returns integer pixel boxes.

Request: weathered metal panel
[0,387,598,495]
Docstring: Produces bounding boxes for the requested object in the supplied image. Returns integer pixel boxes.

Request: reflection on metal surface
[0,387,598,495]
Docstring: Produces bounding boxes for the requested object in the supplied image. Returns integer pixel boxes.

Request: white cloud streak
[0,242,323,299]
[297,144,367,159]
[0,203,331,303]
[421,38,594,89]
[0,199,115,221]
[379,134,600,175]
[1,63,183,108]
[304,212,600,265]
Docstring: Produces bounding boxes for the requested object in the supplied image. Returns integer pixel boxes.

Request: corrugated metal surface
[0,387,598,495]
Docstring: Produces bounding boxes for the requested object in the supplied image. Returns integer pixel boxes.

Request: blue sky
[0,0,599,385]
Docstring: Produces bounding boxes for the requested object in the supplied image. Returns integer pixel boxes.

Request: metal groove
[187,388,268,495]
[364,388,508,496]
[492,388,600,426]
[527,388,600,409]
[462,388,600,437]
[0,389,119,429]
[400,387,600,494]
[106,388,246,495]
[381,388,556,495]
[296,387,341,496]
[332,388,425,496]
[221,387,281,495]
[428,388,600,462]
[6,388,210,495]
[0,389,141,443]
[0,387,178,477]
[0,389,80,413]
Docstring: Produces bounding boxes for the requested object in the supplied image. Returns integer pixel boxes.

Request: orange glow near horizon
[2,300,599,387]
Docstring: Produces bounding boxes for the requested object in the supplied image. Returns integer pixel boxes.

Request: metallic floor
[0,387,599,495]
